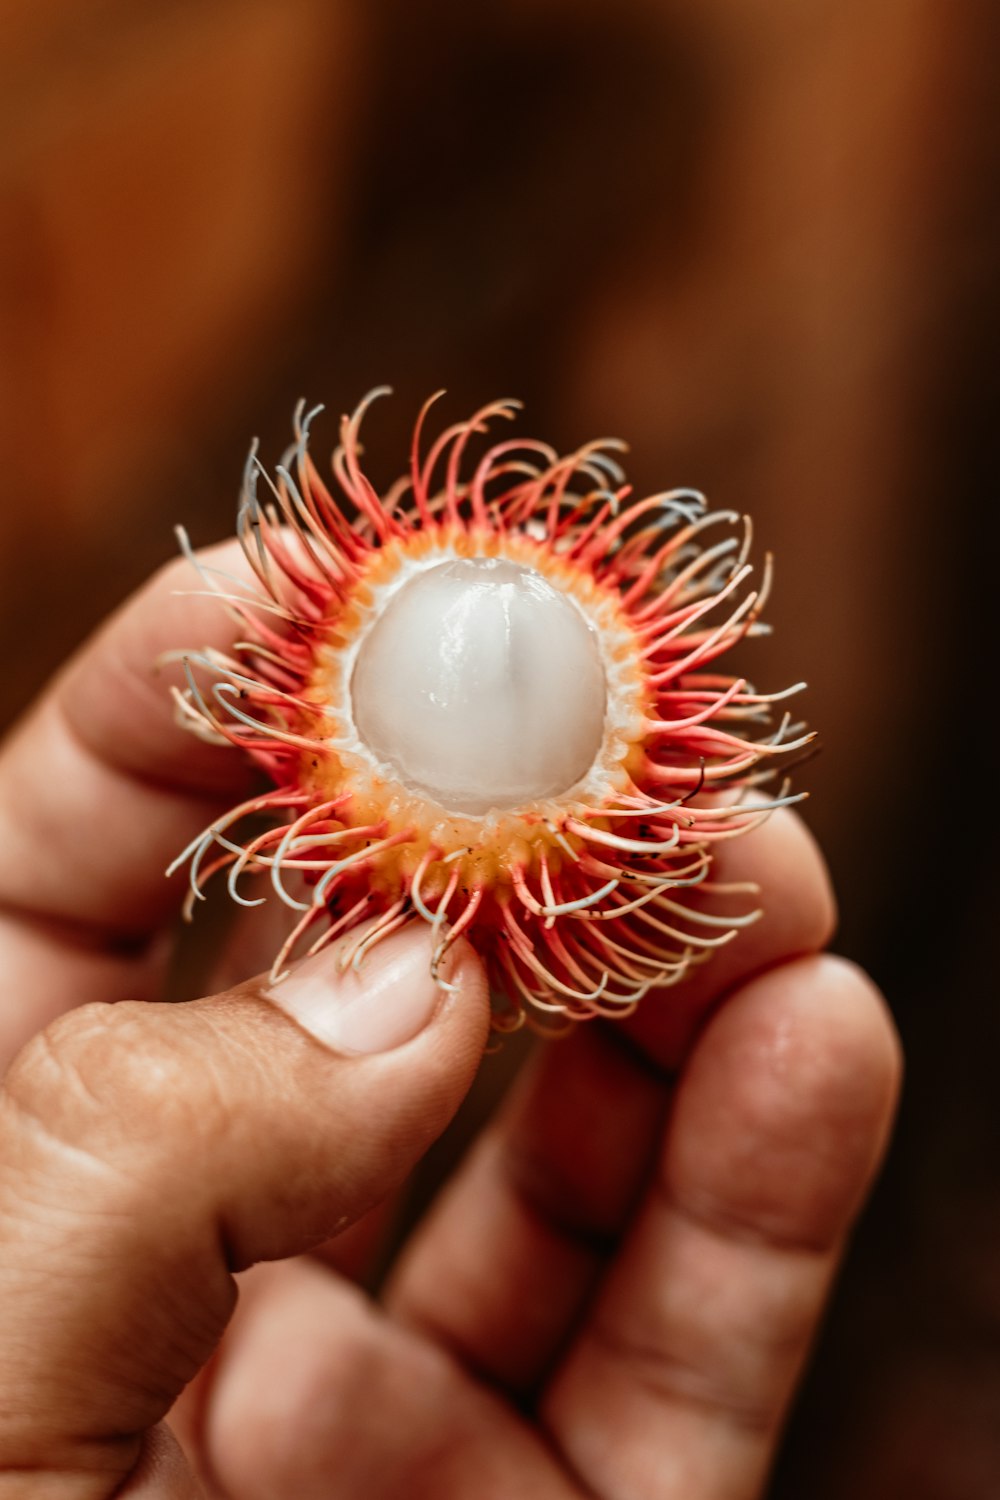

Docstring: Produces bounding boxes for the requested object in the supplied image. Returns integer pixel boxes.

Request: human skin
[0,546,901,1499]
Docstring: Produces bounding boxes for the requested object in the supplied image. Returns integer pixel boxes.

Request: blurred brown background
[1,1,998,1494]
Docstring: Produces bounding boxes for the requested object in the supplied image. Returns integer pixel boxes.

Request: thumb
[0,922,490,1497]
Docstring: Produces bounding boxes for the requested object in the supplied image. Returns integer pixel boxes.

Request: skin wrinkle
[30,1022,112,1117]
[385,1296,532,1404]
[0,1088,232,1484]
[501,1024,671,1229]
[0,1091,233,1359]
[0,1458,141,1495]
[0,716,231,943]
[75,570,206,764]
[576,1190,838,1436]
[56,674,233,807]
[396,1169,605,1400]
[0,914,171,1075]
[50,685,245,924]
[582,1317,780,1436]
[500,1134,633,1260]
[653,1166,842,1260]
[0,1037,142,1190]
[499,1049,670,1256]
[3,1005,272,1269]
[61,547,256,789]
[598,1009,682,1085]
[0,902,160,961]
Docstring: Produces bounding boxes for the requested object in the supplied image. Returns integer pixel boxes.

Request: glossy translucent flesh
[349,558,607,815]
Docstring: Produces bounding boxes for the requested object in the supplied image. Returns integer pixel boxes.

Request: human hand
[0,548,900,1499]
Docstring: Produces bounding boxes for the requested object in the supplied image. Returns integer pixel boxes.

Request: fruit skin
[169,390,809,1029]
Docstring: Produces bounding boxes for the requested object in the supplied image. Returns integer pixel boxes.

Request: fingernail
[267,923,447,1055]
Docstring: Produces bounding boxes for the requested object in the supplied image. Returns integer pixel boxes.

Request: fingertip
[63,538,255,793]
[805,951,904,1128]
[387,931,493,1136]
[624,806,839,1071]
[435,933,492,1041]
[266,922,490,1063]
[733,806,839,957]
[669,952,902,1251]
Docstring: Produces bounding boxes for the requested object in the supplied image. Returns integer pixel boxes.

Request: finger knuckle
[2,1001,227,1166]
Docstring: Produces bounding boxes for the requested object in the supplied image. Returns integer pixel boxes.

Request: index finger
[0,543,251,1054]
[0,541,253,932]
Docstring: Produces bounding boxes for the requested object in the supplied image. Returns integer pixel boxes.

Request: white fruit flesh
[350,558,607,816]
